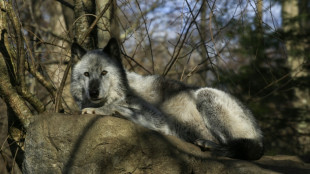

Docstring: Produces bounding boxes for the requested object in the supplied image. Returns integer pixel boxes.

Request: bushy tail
[196,138,264,160]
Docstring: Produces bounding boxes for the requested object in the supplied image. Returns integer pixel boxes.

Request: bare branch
[81,0,113,45]
[74,0,96,49]
[162,1,202,77]
[0,53,33,128]
[25,63,57,98]
[55,0,74,10]
[185,0,216,73]
[54,55,71,113]
[0,2,33,128]
[122,53,152,75]
[4,2,45,113]
[135,0,155,74]
[6,1,26,89]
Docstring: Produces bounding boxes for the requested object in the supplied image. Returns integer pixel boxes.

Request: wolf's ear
[103,38,121,62]
[71,40,86,61]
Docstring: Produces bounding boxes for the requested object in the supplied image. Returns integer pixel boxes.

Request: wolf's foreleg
[82,101,173,135]
[81,103,127,116]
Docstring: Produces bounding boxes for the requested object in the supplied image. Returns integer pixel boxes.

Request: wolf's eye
[84,72,89,77]
[101,70,108,76]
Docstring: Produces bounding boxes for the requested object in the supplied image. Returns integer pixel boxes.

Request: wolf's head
[71,38,128,106]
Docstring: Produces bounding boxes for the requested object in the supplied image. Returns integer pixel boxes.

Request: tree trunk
[283,0,310,112]
[96,0,119,47]
[73,0,96,49]
[282,0,310,155]
[255,0,264,63]
[73,0,119,48]
[0,2,33,171]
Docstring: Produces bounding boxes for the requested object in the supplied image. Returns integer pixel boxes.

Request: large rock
[23,113,310,174]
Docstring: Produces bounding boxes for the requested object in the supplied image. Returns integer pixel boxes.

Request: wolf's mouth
[90,97,106,103]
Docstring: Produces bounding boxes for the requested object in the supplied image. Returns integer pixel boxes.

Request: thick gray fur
[71,38,264,160]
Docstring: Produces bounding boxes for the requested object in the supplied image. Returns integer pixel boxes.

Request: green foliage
[211,0,310,156]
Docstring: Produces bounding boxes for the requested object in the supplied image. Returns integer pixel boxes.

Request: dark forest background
[0,0,309,173]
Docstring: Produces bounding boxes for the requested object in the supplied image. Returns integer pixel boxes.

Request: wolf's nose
[89,89,99,98]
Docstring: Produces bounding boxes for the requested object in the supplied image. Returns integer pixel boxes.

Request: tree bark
[282,0,310,110]
[0,1,33,130]
[255,0,264,63]
[0,1,34,170]
[282,0,310,155]
[73,0,96,49]
[96,0,119,47]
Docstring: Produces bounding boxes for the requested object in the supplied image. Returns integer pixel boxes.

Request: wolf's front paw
[82,108,97,114]
[82,107,115,115]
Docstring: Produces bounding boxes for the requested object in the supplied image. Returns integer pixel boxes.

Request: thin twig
[119,1,161,40]
[55,0,74,9]
[163,1,203,77]
[162,16,190,76]
[25,63,57,99]
[122,53,152,74]
[81,0,113,45]
[135,0,155,74]
[7,3,46,113]
[185,0,216,74]
[54,52,71,113]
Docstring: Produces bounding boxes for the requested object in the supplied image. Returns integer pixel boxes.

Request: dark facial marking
[89,79,100,99]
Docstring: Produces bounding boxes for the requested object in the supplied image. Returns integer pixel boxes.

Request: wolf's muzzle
[89,79,100,99]
[89,89,99,98]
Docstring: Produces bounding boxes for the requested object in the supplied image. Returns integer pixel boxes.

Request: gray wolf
[71,38,264,160]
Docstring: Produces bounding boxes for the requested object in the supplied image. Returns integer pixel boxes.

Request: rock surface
[23,113,310,174]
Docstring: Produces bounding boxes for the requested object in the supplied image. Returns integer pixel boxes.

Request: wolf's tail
[196,138,264,160]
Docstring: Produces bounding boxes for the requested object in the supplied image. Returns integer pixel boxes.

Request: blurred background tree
[0,0,309,173]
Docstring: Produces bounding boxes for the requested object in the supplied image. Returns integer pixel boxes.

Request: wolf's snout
[89,79,100,99]
[89,89,99,98]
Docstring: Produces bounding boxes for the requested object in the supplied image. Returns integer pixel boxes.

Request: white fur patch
[127,72,162,104]
[195,88,262,140]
